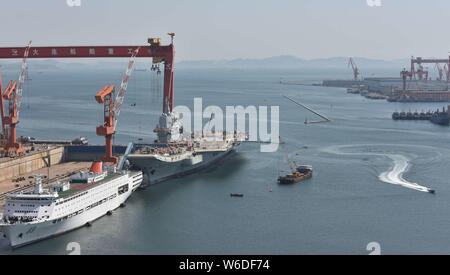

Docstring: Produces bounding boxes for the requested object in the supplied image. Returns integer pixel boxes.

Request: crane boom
[113,47,140,126]
[95,47,140,165]
[16,41,32,113]
[348,57,359,81]
[279,137,297,173]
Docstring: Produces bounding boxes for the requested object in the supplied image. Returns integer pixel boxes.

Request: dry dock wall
[0,147,65,182]
[64,145,127,162]
[0,145,129,182]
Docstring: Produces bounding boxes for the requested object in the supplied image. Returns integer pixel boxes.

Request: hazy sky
[2,0,450,61]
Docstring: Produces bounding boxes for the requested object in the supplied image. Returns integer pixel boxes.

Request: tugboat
[277,138,313,185]
[278,165,313,185]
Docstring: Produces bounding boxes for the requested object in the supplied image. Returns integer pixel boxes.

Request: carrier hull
[127,146,237,186]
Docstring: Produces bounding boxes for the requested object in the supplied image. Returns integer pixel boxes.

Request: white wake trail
[322,145,434,194]
[378,154,431,193]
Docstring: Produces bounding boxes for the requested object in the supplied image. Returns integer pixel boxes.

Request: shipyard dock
[319,56,450,102]
[323,77,450,101]
[388,89,450,102]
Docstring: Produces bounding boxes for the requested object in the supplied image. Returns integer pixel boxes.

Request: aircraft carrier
[121,36,243,186]
[124,112,243,186]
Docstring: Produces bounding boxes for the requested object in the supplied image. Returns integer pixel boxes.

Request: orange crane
[0,41,31,157]
[348,58,360,81]
[95,47,140,164]
[1,80,23,156]
[95,85,118,164]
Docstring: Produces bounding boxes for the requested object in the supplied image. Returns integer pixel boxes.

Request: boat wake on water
[322,144,435,194]
[378,154,432,193]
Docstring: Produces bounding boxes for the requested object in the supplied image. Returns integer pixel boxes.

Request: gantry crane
[410,56,450,81]
[95,47,140,164]
[415,65,429,82]
[0,34,176,114]
[444,64,449,82]
[0,41,31,157]
[348,58,360,81]
[436,63,444,82]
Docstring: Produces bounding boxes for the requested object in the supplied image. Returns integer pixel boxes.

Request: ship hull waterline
[127,147,238,186]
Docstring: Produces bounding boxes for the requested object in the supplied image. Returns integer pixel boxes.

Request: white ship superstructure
[0,162,142,248]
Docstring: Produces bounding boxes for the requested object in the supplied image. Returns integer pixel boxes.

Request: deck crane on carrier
[0,41,32,157]
[95,47,141,165]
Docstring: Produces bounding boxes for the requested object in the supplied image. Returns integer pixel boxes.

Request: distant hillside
[177,55,410,69]
[0,60,102,72]
[0,56,411,71]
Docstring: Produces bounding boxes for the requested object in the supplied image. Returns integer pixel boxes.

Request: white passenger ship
[0,162,143,248]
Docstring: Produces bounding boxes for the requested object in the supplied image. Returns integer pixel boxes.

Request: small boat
[347,87,360,94]
[365,93,387,100]
[230,193,244,198]
[278,165,313,185]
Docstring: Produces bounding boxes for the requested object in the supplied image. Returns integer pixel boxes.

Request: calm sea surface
[1,66,450,255]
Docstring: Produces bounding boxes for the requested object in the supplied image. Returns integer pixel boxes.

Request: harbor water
[1,66,450,254]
